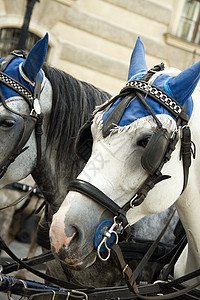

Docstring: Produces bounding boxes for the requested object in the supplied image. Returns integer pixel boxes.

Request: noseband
[69,63,195,253]
[0,50,43,178]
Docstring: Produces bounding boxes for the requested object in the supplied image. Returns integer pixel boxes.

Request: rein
[0,182,44,212]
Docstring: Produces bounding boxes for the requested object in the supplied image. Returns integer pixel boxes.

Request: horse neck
[175,188,200,283]
[31,122,85,212]
[174,97,200,282]
[32,71,108,212]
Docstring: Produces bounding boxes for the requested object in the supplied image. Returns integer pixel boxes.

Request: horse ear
[167,60,200,106]
[22,33,49,82]
[128,37,148,80]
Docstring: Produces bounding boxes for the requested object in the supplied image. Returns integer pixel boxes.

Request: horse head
[50,37,200,271]
[0,34,50,187]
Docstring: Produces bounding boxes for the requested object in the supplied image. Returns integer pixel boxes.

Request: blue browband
[102,72,193,127]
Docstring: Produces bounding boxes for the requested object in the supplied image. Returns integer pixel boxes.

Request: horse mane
[42,63,110,179]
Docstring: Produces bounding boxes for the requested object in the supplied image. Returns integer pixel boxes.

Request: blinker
[75,121,93,162]
[141,128,170,175]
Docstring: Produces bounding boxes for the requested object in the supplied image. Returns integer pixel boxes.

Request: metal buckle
[10,50,26,58]
[97,217,119,261]
[67,290,88,299]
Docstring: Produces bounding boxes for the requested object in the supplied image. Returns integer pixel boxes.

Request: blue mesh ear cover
[128,37,148,80]
[22,33,48,82]
[0,33,48,101]
[102,37,197,126]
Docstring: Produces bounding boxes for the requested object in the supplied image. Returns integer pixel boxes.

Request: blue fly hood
[0,33,48,102]
[102,37,200,128]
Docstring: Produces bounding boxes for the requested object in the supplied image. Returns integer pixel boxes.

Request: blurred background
[0,0,200,95]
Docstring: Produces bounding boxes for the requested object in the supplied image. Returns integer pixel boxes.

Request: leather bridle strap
[110,210,176,293]
[67,176,172,226]
[0,50,26,72]
[0,53,44,177]
[122,173,171,209]
[68,179,128,227]
[0,108,37,179]
[0,184,37,211]
[121,79,188,122]
[1,250,54,274]
[181,123,195,193]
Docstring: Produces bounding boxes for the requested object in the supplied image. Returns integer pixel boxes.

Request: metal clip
[129,194,138,208]
[97,217,119,261]
[7,279,27,300]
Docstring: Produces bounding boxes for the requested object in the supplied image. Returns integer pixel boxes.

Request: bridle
[69,63,195,252]
[0,50,43,178]
[66,64,197,298]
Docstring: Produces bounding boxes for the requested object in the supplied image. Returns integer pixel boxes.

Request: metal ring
[66,291,70,300]
[51,290,56,300]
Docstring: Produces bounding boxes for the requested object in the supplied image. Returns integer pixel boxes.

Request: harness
[0,50,43,178]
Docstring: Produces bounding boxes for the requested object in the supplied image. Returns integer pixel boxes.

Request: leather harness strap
[102,94,136,137]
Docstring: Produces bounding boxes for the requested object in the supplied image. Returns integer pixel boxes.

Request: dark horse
[0,34,177,287]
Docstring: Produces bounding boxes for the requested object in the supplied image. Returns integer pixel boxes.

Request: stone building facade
[0,0,200,94]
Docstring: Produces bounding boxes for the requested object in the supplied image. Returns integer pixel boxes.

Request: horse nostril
[67,225,82,247]
[72,227,79,242]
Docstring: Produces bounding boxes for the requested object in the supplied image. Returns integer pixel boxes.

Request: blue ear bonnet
[0,33,48,102]
[0,57,44,101]
[102,65,194,128]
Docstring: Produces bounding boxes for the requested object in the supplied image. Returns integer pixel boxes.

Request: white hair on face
[93,110,177,139]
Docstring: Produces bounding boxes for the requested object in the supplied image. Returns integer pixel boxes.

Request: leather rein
[0,50,44,179]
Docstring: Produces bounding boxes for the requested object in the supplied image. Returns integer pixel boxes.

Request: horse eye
[137,136,151,148]
[0,119,15,128]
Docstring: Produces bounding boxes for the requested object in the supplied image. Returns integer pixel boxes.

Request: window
[0,28,41,57]
[177,0,200,44]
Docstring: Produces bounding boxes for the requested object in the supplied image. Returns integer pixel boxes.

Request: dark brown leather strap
[181,125,195,193]
[110,246,200,299]
[102,94,135,137]
[1,250,54,274]
[111,243,139,294]
[132,210,176,281]
[158,235,187,281]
